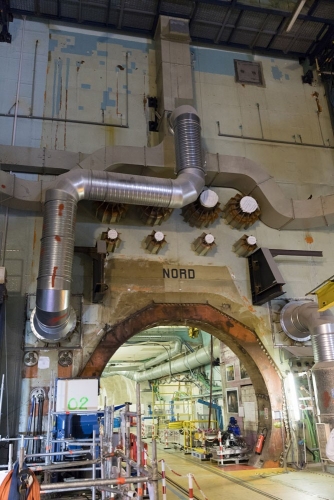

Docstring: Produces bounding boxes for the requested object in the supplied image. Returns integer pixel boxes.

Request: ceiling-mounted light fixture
[286,0,307,33]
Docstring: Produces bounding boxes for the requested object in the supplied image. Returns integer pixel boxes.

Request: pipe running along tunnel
[80,302,284,468]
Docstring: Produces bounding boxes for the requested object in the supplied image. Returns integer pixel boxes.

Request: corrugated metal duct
[30,106,205,342]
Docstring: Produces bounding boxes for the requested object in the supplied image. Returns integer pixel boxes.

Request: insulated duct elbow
[280,300,334,425]
[32,106,205,342]
[280,301,334,363]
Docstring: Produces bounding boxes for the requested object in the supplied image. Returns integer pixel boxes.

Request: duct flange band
[280,301,311,342]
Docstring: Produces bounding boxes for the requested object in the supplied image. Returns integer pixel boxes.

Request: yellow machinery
[307,275,334,311]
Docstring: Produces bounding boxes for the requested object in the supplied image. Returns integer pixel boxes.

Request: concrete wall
[0,16,334,445]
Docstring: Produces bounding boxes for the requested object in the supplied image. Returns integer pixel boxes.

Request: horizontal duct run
[104,342,221,382]
[2,146,334,230]
[30,106,205,342]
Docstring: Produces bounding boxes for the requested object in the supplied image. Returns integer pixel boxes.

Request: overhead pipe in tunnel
[30,106,205,342]
[280,301,334,426]
[102,341,221,382]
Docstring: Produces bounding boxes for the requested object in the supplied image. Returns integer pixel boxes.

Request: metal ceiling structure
[3,0,334,60]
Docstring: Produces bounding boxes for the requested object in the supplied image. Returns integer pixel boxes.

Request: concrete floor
[155,444,334,500]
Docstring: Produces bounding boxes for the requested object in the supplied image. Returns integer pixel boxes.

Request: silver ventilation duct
[280,301,334,425]
[31,106,205,342]
[104,342,221,382]
[135,338,182,370]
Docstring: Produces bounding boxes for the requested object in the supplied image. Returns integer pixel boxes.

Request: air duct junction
[31,106,205,342]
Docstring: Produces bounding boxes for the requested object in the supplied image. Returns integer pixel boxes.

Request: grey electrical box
[234,60,265,86]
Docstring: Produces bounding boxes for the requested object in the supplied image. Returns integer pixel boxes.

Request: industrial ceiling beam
[214,7,233,44]
[267,16,287,50]
[284,20,305,54]
[105,0,112,26]
[152,0,162,36]
[226,8,242,45]
[78,0,82,23]
[117,0,125,30]
[250,14,270,50]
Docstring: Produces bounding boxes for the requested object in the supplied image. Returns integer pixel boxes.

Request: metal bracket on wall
[248,248,323,306]
[148,96,160,132]
[74,244,108,304]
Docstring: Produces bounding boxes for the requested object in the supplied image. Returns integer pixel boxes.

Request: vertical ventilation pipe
[280,301,334,426]
[31,106,205,342]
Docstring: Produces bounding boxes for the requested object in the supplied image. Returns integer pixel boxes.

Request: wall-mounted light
[286,0,306,33]
[287,372,300,421]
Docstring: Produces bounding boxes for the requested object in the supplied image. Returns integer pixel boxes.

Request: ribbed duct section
[171,107,202,173]
[31,191,77,341]
[280,300,334,425]
[31,106,205,342]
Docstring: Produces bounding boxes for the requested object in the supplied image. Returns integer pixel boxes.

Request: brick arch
[81,302,283,467]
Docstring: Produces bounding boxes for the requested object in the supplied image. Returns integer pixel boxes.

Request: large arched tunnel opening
[81,303,284,468]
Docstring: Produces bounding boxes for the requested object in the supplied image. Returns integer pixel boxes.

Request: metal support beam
[284,21,305,54]
[118,0,125,29]
[152,0,162,36]
[269,249,323,258]
[226,9,243,44]
[106,0,112,26]
[214,7,233,44]
[267,16,286,50]
[308,0,321,17]
[250,14,270,49]
[78,0,83,23]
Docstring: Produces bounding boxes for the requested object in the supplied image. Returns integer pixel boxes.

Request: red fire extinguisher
[254,428,267,454]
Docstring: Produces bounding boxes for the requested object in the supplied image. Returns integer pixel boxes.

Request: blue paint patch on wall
[271,65,283,80]
[285,73,290,80]
[49,37,58,51]
[81,83,91,89]
[78,106,84,110]
[99,61,106,65]
[101,87,116,110]
[97,50,108,56]
[191,47,253,75]
[49,29,151,55]
[131,62,136,69]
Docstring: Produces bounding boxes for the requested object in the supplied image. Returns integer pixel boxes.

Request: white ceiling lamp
[286,0,307,33]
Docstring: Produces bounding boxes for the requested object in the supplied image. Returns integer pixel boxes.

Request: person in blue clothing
[227,416,241,436]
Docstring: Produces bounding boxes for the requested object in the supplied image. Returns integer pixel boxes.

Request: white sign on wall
[56,378,99,412]
[243,402,256,422]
